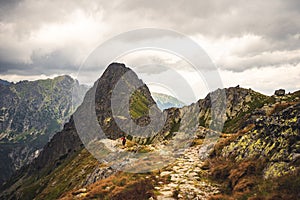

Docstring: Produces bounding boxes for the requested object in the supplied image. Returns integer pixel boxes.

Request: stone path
[155,145,219,200]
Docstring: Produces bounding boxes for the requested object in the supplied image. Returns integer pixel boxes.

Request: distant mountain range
[0,75,88,184]
[152,92,185,110]
[0,63,299,199]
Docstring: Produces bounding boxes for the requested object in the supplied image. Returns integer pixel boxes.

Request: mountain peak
[107,62,128,70]
[93,62,158,139]
[102,62,130,76]
[53,74,74,81]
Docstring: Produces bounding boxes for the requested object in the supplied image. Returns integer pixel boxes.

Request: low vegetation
[129,89,151,120]
[61,171,160,200]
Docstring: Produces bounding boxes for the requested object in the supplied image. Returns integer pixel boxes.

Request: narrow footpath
[156,145,219,200]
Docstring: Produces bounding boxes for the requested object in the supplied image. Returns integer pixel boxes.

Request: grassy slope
[3,149,98,200]
[223,90,275,133]
[129,89,151,120]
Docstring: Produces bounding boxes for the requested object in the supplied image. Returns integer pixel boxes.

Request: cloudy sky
[0,0,300,103]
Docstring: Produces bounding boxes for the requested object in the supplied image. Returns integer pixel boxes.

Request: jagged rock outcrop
[94,63,159,140]
[154,86,273,142]
[83,166,117,186]
[0,75,87,184]
[206,90,300,199]
[275,89,285,96]
[71,63,163,148]
[222,102,300,178]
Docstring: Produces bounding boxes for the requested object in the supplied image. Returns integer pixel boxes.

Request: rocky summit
[0,63,299,200]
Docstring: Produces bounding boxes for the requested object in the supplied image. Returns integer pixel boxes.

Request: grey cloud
[0,49,79,76]
[0,0,300,78]
[114,0,300,54]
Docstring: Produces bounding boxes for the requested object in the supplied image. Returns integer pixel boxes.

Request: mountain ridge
[0,79,11,86]
[0,75,88,184]
[1,63,299,199]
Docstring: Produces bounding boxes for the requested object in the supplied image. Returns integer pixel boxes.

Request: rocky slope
[150,86,276,144]
[1,63,299,199]
[223,103,300,178]
[0,76,87,184]
[206,91,300,199]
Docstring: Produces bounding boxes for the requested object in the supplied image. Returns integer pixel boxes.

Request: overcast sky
[0,0,300,103]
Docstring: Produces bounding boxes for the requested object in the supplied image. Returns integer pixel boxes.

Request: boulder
[274,89,285,96]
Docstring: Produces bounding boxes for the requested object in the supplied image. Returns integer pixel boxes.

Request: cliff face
[70,63,161,148]
[0,75,87,184]
[94,63,159,139]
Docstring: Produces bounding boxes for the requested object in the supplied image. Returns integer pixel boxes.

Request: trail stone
[155,145,219,199]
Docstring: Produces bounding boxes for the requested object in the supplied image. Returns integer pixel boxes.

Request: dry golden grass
[61,171,157,200]
[190,138,204,147]
[268,102,296,116]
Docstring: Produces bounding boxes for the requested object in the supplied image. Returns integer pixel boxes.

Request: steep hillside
[0,76,87,184]
[207,92,300,199]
